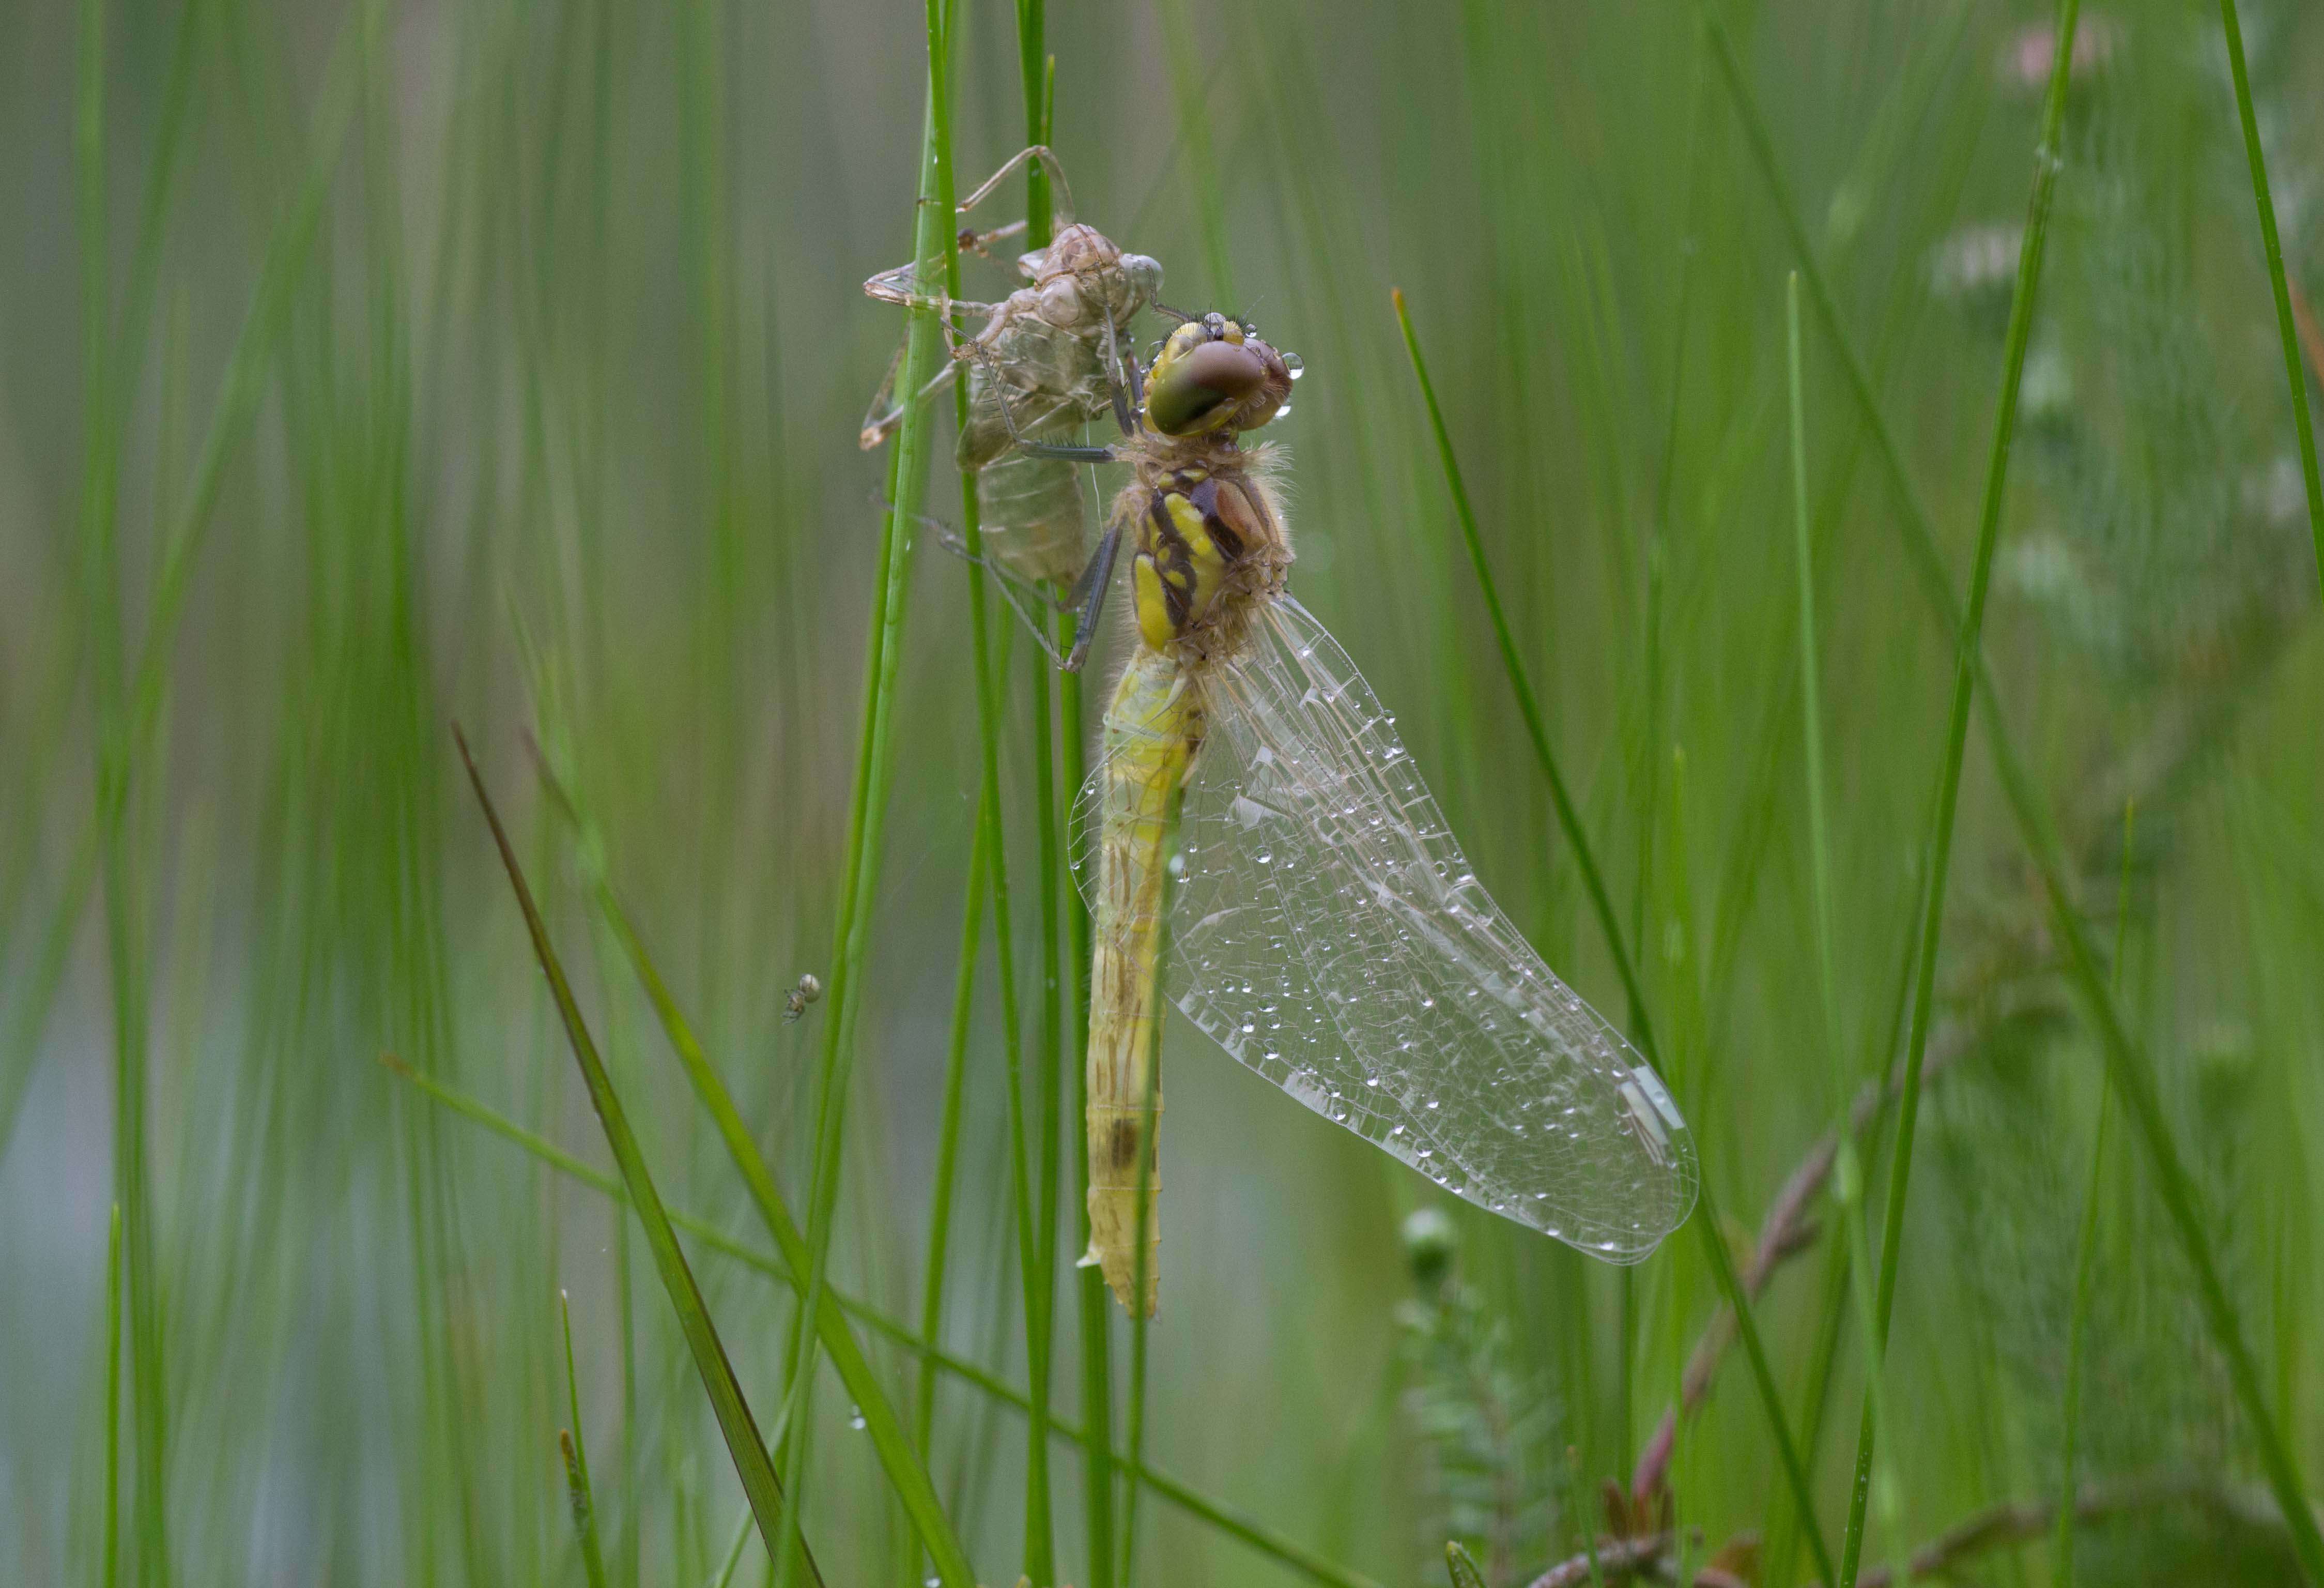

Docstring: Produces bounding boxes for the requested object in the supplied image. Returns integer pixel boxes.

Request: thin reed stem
[1025,630,1063,1585]
[918,807,991,1457]
[1120,788,1179,1588]
[1838,4,2079,1579]
[774,6,952,1576]
[1707,7,2324,1572]
[2218,0,2324,606]
[1789,271,1901,1567]
[102,1201,122,1588]
[1396,285,1835,1584]
[1060,603,1117,1588]
[381,1054,1380,1588]
[454,733,818,1583]
[76,6,171,1578]
[2054,801,2132,1588]
[516,644,975,1577]
[1007,11,1063,1581]
[560,1293,611,1588]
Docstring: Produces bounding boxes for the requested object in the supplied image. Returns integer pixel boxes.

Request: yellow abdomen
[1084,646,1202,1316]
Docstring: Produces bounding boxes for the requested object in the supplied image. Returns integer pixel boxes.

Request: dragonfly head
[1143,312,1295,438]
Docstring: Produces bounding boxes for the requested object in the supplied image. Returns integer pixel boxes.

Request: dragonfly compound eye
[1147,339,1280,435]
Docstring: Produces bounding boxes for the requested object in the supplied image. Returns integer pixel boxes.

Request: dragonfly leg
[1061,515,1126,672]
[870,491,1082,666]
[958,218,1029,258]
[861,262,1001,320]
[956,145,1077,226]
[1120,322,1147,417]
[858,348,960,451]
[1101,310,1137,438]
[991,369,1118,464]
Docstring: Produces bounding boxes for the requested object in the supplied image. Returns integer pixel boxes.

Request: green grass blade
[1009,396,1063,1588]
[776,3,952,1567]
[76,3,172,1577]
[1392,288,1657,1060]
[997,8,1060,1580]
[1004,16,1064,1588]
[1013,0,1053,245]
[2064,809,2129,1588]
[1024,615,1064,1588]
[1120,795,1179,1588]
[1719,0,2318,1568]
[2012,766,2324,1583]
[383,1056,1381,1588]
[1560,1444,1605,1588]
[452,730,819,1585]
[1,0,356,1172]
[1790,270,1901,1568]
[710,1506,753,1588]
[132,4,366,739]
[896,68,1011,1489]
[102,1200,122,1588]
[559,1294,612,1588]
[1395,284,1835,1583]
[1836,5,2079,1580]
[1061,611,1116,1588]
[1691,1174,1838,1587]
[2052,1095,2106,1588]
[2055,802,2133,1588]
[559,1434,609,1588]
[918,804,990,1457]
[2218,0,2324,606]
[522,749,978,1588]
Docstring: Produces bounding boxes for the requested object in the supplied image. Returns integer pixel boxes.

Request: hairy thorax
[1117,437,1293,669]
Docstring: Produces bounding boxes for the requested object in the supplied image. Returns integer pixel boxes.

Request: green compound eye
[1146,340,1268,435]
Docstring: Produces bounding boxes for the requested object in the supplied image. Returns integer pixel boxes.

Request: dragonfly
[861,146,1164,627]
[997,312,1700,1315]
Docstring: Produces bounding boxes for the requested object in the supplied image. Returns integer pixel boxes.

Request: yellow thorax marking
[1131,484,1236,652]
[1133,556,1173,652]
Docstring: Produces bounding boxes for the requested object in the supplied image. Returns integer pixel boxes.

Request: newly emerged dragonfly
[1004,313,1699,1315]
[861,146,1162,601]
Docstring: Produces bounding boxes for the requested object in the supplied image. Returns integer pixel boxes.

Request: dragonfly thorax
[1127,459,1289,661]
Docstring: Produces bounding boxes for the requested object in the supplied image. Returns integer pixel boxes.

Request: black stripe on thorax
[1144,493,1196,631]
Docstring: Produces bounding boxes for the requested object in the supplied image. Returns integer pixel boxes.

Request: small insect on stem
[782,973,825,1024]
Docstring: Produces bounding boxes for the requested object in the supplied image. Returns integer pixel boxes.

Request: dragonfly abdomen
[1084,646,1204,1317]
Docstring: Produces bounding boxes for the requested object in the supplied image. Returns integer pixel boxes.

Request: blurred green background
[7,0,2324,1584]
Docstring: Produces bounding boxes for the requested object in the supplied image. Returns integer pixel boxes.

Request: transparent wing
[1144,596,1698,1260]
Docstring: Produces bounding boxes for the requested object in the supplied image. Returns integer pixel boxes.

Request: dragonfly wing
[1164,596,1699,1260]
